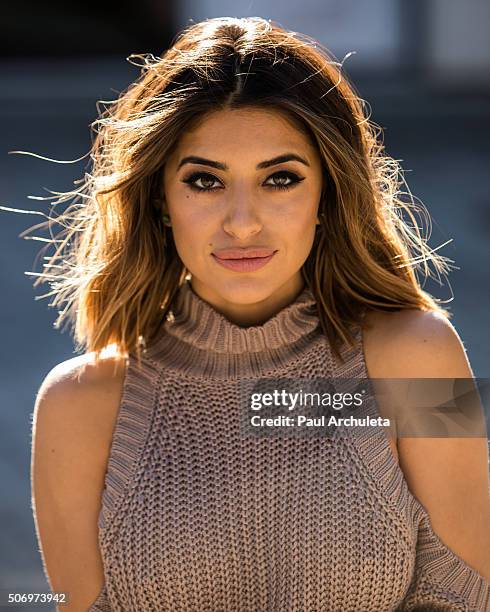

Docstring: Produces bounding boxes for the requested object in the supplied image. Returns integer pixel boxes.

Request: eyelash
[181,171,305,193]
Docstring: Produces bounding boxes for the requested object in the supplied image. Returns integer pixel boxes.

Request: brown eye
[182,172,222,192]
[264,171,304,191]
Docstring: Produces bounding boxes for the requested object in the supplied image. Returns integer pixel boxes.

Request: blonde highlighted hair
[21,16,453,363]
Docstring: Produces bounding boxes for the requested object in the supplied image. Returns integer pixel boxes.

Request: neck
[189,274,306,327]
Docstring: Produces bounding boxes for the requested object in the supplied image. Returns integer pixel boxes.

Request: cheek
[275,200,319,255]
[168,203,216,264]
[169,196,211,233]
[270,200,318,234]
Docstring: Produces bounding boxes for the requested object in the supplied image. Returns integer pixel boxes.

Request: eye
[180,170,305,193]
[264,171,305,191]
[181,172,223,192]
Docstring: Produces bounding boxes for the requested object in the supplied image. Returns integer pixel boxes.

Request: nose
[222,195,262,240]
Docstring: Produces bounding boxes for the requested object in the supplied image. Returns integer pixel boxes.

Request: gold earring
[162,213,171,226]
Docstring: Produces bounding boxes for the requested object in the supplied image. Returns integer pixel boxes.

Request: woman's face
[163,106,323,319]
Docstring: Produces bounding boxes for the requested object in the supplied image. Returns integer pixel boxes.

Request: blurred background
[1,0,489,608]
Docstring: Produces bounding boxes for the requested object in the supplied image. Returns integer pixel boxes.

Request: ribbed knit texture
[88,280,490,611]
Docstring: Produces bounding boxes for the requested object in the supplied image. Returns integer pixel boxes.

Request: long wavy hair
[20,16,453,364]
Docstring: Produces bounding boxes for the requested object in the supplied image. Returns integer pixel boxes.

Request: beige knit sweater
[88,280,490,611]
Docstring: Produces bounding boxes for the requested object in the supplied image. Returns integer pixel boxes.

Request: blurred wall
[1,1,175,57]
[428,0,490,82]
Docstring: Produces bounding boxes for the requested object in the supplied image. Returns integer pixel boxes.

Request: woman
[30,16,490,611]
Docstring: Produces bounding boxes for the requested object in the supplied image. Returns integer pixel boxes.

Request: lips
[212,248,276,259]
[211,248,277,272]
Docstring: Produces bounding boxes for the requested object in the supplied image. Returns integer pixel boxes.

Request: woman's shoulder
[361,309,490,585]
[34,349,128,456]
[31,351,128,609]
[41,348,128,390]
[361,307,471,379]
[360,306,473,466]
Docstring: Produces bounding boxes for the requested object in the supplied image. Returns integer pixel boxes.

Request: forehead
[171,106,318,158]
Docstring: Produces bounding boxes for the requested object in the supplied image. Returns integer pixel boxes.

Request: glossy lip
[211,249,277,272]
[212,247,276,259]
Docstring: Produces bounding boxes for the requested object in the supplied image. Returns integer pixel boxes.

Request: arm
[31,353,126,611]
[364,310,490,610]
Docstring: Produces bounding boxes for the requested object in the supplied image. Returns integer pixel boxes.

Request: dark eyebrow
[177,153,310,171]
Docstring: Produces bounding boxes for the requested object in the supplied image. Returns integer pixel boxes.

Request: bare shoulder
[32,349,127,610]
[39,347,127,395]
[360,307,473,462]
[362,307,473,378]
[35,348,127,452]
[361,308,490,581]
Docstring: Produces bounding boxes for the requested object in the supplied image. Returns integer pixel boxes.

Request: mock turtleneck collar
[146,280,323,379]
[163,280,319,354]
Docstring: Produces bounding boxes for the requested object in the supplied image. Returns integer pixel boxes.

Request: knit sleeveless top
[89,280,490,611]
